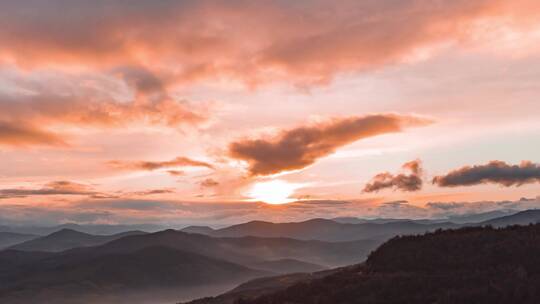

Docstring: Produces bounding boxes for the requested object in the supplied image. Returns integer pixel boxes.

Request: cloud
[199,178,219,188]
[363,160,424,193]
[0,120,67,147]
[108,156,215,171]
[229,115,431,176]
[0,67,207,147]
[0,180,96,199]
[425,202,467,211]
[0,0,537,86]
[125,189,176,197]
[375,200,429,218]
[167,170,185,176]
[433,160,540,187]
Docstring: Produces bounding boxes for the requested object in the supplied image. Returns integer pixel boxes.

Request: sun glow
[248,180,301,205]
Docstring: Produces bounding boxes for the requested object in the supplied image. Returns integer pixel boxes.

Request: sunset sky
[1,0,539,226]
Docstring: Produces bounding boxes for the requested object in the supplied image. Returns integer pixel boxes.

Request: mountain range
[1,209,540,304]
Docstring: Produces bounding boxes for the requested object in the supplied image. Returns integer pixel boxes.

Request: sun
[247,180,301,205]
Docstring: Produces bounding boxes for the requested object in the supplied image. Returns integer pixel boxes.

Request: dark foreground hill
[232,224,540,304]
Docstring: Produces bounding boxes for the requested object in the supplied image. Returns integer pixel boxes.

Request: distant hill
[0,232,37,250]
[447,209,517,224]
[182,218,459,242]
[332,210,518,225]
[331,217,444,225]
[478,209,540,227]
[3,223,164,236]
[9,229,146,252]
[182,226,216,235]
[236,224,540,304]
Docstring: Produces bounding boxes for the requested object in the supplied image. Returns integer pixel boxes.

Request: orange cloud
[433,160,540,187]
[167,170,185,177]
[0,180,95,199]
[363,160,424,193]
[0,0,538,86]
[229,114,431,176]
[1,64,207,126]
[199,178,220,188]
[0,66,208,147]
[108,156,215,171]
[0,121,66,147]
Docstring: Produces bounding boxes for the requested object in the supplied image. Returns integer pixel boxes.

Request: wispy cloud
[0,180,96,199]
[0,121,67,147]
[0,1,537,86]
[108,156,214,171]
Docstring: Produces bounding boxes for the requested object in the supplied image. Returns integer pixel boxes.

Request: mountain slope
[9,228,146,252]
[479,209,540,227]
[0,232,37,249]
[241,224,540,304]
[251,259,327,274]
[185,269,339,304]
[0,246,267,304]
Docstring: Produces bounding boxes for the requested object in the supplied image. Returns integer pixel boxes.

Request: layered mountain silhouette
[78,229,378,267]
[183,218,459,241]
[222,223,540,304]
[0,229,377,303]
[9,228,146,252]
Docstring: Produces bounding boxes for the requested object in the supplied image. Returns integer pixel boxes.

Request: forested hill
[239,224,540,304]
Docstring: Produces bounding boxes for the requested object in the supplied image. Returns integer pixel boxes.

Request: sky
[0,0,540,227]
